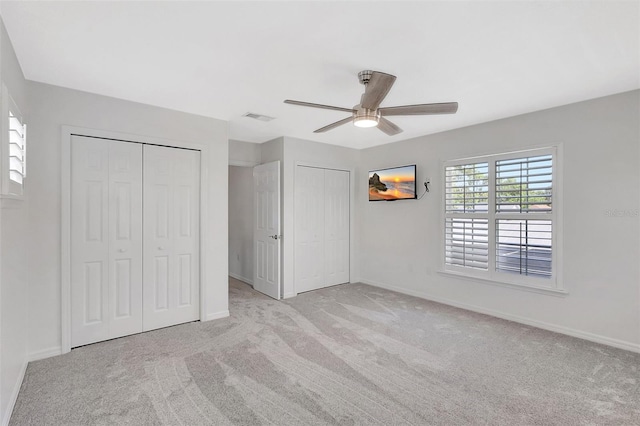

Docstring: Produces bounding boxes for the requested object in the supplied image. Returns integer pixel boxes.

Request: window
[444,148,561,291]
[9,110,26,186]
[1,86,26,198]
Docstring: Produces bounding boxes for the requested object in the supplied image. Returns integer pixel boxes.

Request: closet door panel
[324,169,350,286]
[71,137,110,347]
[294,166,325,293]
[173,151,200,311]
[71,137,143,347]
[143,145,200,331]
[108,141,143,338]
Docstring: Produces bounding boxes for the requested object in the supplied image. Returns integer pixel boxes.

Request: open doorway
[228,165,254,286]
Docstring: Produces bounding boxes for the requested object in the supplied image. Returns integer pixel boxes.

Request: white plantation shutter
[445,218,488,269]
[2,87,27,198]
[9,111,26,186]
[445,162,488,212]
[444,162,489,270]
[495,154,553,279]
[444,148,558,290]
[495,219,552,277]
[496,154,552,213]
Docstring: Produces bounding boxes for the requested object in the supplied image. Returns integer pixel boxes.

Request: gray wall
[357,90,640,350]
[249,136,363,298]
[0,17,29,424]
[228,166,254,284]
[281,137,361,298]
[229,139,261,166]
[26,81,229,358]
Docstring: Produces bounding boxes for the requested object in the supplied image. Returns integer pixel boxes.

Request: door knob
[158,246,165,250]
[118,248,126,253]
[269,235,282,240]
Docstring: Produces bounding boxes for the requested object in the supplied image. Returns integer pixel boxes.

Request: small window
[443,148,560,291]
[9,110,26,186]
[2,86,26,198]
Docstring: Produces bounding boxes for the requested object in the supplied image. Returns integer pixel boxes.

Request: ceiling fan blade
[360,71,397,110]
[379,102,458,116]
[377,117,403,136]
[284,99,355,113]
[314,116,354,133]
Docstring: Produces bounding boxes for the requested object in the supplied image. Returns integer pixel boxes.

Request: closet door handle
[118,248,126,253]
[158,246,165,250]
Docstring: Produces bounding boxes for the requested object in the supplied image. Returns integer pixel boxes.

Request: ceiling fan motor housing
[358,70,373,85]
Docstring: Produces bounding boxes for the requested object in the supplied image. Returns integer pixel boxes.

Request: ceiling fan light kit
[353,108,379,128]
[284,70,458,136]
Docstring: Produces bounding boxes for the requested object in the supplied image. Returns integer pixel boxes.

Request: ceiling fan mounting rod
[358,70,373,85]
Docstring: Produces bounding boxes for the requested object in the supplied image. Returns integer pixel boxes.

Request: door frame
[292,161,355,297]
[61,125,209,353]
[252,160,281,300]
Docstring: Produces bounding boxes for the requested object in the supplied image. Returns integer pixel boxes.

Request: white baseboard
[28,346,63,362]
[282,292,297,299]
[229,272,253,286]
[360,279,640,354]
[204,310,230,321]
[2,359,27,426]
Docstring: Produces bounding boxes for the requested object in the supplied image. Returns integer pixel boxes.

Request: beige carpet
[10,277,640,425]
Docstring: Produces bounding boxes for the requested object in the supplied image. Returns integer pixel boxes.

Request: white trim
[282,292,297,299]
[204,310,229,321]
[61,125,211,353]
[437,270,568,296]
[360,278,640,354]
[294,160,352,172]
[60,126,71,353]
[229,159,259,167]
[443,144,559,165]
[229,272,253,286]
[0,194,24,209]
[28,346,63,362]
[1,359,27,426]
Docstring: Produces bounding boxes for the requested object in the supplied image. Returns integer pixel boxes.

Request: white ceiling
[1,1,638,149]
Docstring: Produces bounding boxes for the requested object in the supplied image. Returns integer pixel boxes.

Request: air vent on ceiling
[242,112,275,122]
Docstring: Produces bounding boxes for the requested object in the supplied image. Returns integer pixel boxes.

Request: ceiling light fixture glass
[353,108,379,128]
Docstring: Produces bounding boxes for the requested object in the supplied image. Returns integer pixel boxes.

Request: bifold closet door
[295,166,349,293]
[71,136,143,347]
[143,145,200,332]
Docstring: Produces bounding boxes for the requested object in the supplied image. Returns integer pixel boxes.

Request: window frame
[1,83,26,200]
[441,146,564,294]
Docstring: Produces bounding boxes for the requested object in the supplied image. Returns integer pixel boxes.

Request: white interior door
[324,169,350,286]
[294,166,324,293]
[143,145,200,331]
[71,136,143,347]
[253,161,281,299]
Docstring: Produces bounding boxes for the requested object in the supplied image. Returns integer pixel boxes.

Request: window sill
[437,270,568,297]
[1,194,25,209]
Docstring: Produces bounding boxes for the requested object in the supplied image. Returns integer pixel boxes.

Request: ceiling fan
[284,70,458,136]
